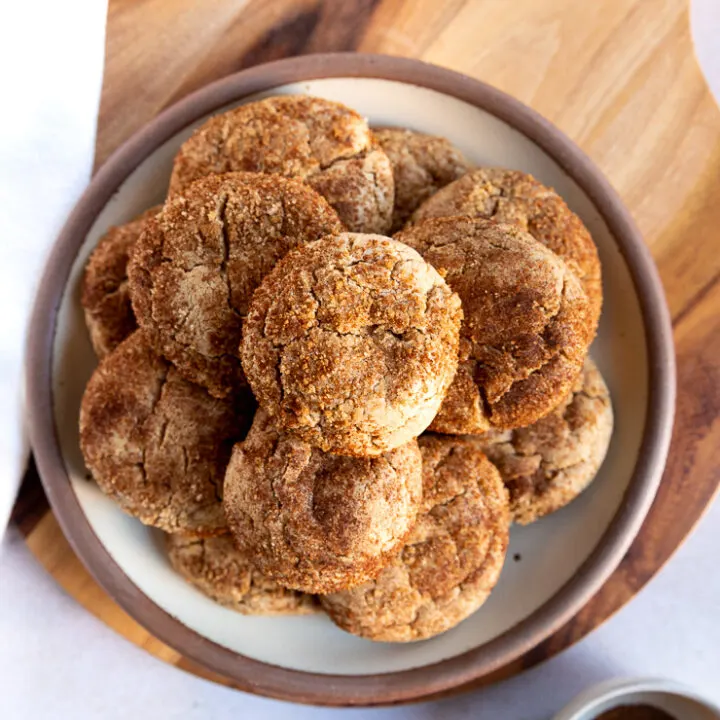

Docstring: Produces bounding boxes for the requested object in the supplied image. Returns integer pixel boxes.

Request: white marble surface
[2,494,719,719]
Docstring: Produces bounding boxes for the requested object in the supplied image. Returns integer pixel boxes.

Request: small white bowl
[554,678,720,720]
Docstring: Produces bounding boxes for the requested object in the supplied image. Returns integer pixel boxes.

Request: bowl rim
[552,677,720,719]
[25,52,676,706]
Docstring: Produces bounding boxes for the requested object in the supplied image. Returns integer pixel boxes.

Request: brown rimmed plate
[25,54,675,706]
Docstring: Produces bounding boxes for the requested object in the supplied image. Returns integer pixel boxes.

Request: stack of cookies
[79,95,613,642]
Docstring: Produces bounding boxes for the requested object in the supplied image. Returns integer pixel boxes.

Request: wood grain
[18,0,720,697]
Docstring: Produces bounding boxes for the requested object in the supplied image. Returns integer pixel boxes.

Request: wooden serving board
[14,0,720,696]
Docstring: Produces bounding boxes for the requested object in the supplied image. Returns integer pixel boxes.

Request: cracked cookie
[82,205,161,357]
[240,233,463,456]
[79,331,254,535]
[321,434,510,642]
[166,533,318,614]
[374,127,471,232]
[169,95,394,234]
[473,357,613,524]
[223,409,423,594]
[412,167,602,330]
[128,172,343,398]
[396,217,594,434]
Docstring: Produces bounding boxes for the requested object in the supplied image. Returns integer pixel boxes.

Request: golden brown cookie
[128,172,343,398]
[412,167,602,329]
[240,233,463,456]
[395,217,594,434]
[374,127,471,232]
[169,95,394,234]
[166,534,318,614]
[472,358,613,524]
[223,410,423,594]
[79,331,254,535]
[321,434,510,642]
[81,205,161,357]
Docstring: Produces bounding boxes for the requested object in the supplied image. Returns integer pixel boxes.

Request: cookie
[169,95,394,234]
[223,410,423,594]
[166,533,318,615]
[79,331,254,535]
[395,217,594,434]
[473,357,613,524]
[240,233,463,456]
[128,172,343,398]
[321,435,510,642]
[412,167,602,329]
[374,127,471,232]
[81,205,161,357]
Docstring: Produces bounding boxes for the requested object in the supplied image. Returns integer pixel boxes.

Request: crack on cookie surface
[216,192,243,322]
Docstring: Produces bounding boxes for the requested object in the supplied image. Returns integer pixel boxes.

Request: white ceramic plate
[27,55,674,705]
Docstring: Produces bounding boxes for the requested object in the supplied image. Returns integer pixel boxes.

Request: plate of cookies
[26,54,674,705]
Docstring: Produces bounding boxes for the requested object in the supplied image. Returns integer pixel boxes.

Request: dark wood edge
[24,53,676,707]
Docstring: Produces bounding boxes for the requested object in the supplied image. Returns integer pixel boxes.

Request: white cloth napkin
[0,0,107,534]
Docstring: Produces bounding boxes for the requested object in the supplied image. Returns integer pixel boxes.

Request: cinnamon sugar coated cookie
[128,172,343,398]
[321,435,510,641]
[374,127,471,231]
[82,205,161,357]
[80,331,254,535]
[223,410,423,594]
[396,217,594,434]
[166,534,318,615]
[169,95,394,234]
[240,233,463,456]
[412,167,602,329]
[473,358,613,524]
